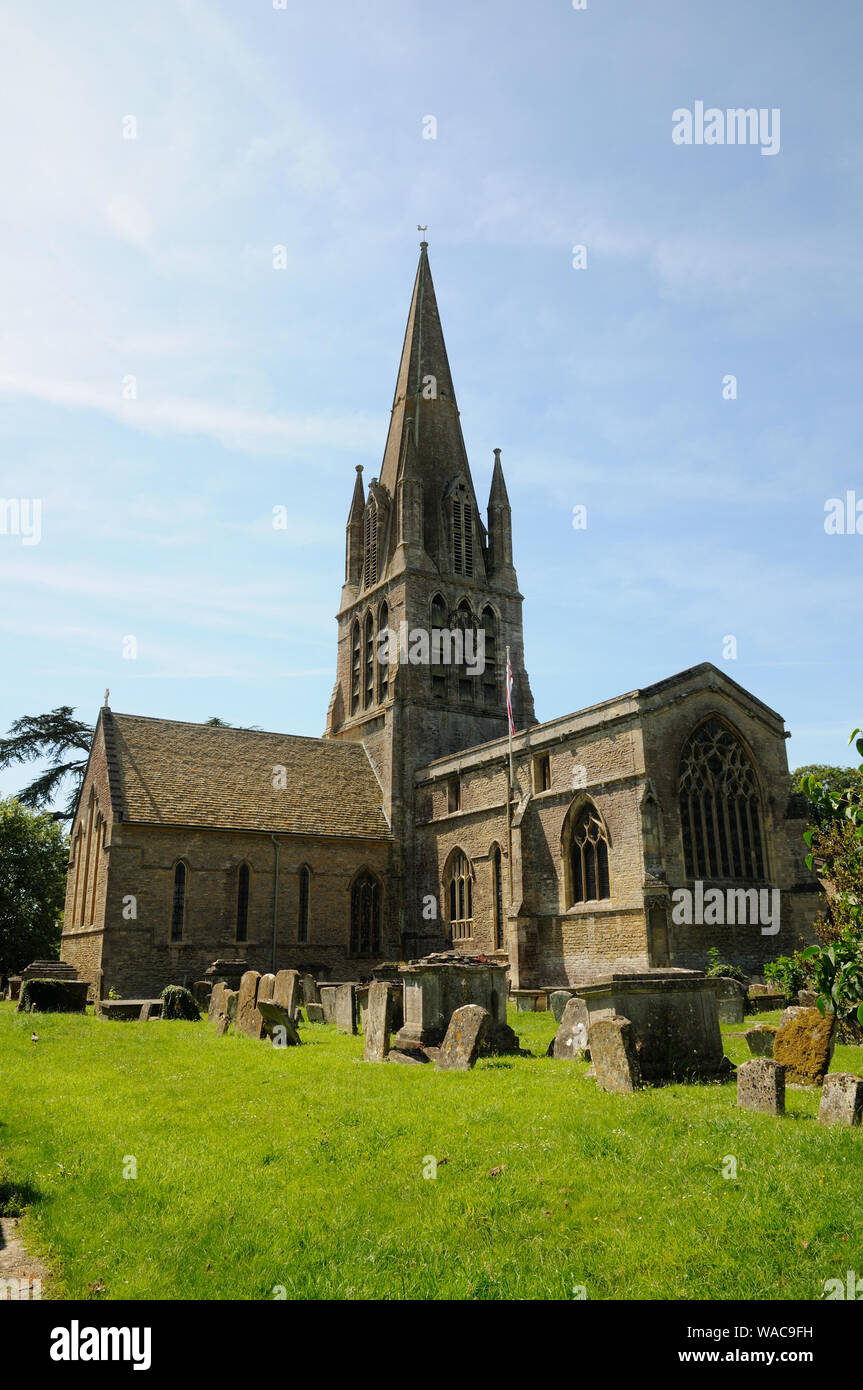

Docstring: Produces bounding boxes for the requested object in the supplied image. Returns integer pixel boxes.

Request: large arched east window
[568,804,611,904]
[170,861,187,942]
[678,719,766,880]
[446,849,474,941]
[236,863,250,942]
[350,870,381,955]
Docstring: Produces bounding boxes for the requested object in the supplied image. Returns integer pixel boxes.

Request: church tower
[325,242,536,945]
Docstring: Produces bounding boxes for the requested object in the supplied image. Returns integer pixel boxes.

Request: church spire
[345,464,365,585]
[487,447,514,580]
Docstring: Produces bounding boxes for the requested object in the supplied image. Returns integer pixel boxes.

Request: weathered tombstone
[589,1015,642,1094]
[208,982,229,1023]
[304,1002,325,1023]
[798,989,818,1008]
[778,1005,807,1030]
[363,981,393,1062]
[774,1007,836,1086]
[745,1023,777,1057]
[301,973,320,1006]
[215,1015,230,1036]
[435,1004,490,1071]
[550,996,591,1060]
[712,977,747,1025]
[272,970,299,1015]
[235,971,265,1039]
[8,977,21,1001]
[818,1072,863,1127]
[192,980,212,1011]
[257,973,276,1003]
[225,989,238,1023]
[319,987,337,1024]
[549,990,574,1023]
[257,1000,301,1047]
[334,983,357,1035]
[737,1058,785,1116]
[138,1001,155,1021]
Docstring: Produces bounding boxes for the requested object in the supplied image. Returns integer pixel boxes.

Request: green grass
[1,1000,861,1300]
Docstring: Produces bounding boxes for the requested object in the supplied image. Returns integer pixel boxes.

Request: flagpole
[505,646,515,903]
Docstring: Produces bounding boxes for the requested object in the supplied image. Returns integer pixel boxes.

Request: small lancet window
[236,863,250,942]
[171,862,187,942]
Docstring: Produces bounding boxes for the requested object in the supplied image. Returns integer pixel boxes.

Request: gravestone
[215,1015,230,1036]
[712,977,747,1025]
[549,990,574,1023]
[301,973,320,1006]
[745,1024,777,1057]
[257,974,276,1003]
[778,1005,807,1030]
[747,987,785,1014]
[334,984,357,1035]
[396,954,517,1053]
[225,989,238,1023]
[363,981,393,1062]
[138,1001,156,1021]
[257,1000,301,1046]
[273,970,299,1015]
[774,1007,835,1086]
[435,1004,490,1071]
[8,978,22,1001]
[737,1058,785,1115]
[576,969,727,1081]
[818,1072,863,1127]
[320,987,337,1024]
[208,982,229,1023]
[798,989,818,1008]
[192,980,212,1011]
[304,1002,325,1023]
[550,997,591,1060]
[589,1015,641,1094]
[236,971,265,1039]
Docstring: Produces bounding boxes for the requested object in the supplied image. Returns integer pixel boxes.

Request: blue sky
[2,0,861,809]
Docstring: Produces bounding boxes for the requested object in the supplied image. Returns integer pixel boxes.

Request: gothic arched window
[455,598,476,705]
[350,870,381,955]
[451,482,474,577]
[568,803,611,904]
[350,619,361,715]
[481,605,498,706]
[170,861,187,942]
[298,864,311,943]
[491,843,504,950]
[446,849,474,941]
[678,719,766,880]
[377,601,389,703]
[363,611,375,708]
[236,863,250,942]
[430,593,448,699]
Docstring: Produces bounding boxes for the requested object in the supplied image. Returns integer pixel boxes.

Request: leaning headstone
[589,1015,641,1094]
[549,990,574,1024]
[301,973,320,1006]
[712,977,746,1024]
[363,981,393,1062]
[236,970,265,1039]
[334,984,357,1035]
[319,987,337,1024]
[208,982,229,1023]
[737,1058,785,1115]
[550,996,591,1060]
[745,1024,777,1057]
[273,970,300,1015]
[258,973,276,1003]
[257,1000,301,1046]
[304,1002,325,1023]
[818,1073,863,1127]
[138,1001,155,1021]
[435,1005,490,1071]
[774,1007,836,1086]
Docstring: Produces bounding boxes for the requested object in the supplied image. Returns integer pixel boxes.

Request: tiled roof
[103,712,390,840]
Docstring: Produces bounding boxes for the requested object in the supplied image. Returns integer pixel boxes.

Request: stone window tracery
[678,719,766,880]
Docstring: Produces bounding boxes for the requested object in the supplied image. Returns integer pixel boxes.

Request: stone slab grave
[394,952,518,1054]
[21,960,79,981]
[236,971,266,1039]
[204,959,250,992]
[589,1015,642,1094]
[257,1000,301,1047]
[272,970,300,1017]
[773,1006,835,1086]
[549,996,591,1060]
[549,989,574,1023]
[711,977,747,1025]
[737,1058,785,1116]
[818,1073,863,1127]
[745,1024,777,1057]
[577,970,729,1082]
[363,981,393,1062]
[334,983,357,1035]
[747,985,786,1014]
[304,1002,325,1023]
[435,1004,490,1071]
[98,999,162,1021]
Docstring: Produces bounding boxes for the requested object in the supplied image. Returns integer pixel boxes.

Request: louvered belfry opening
[363,498,378,588]
[451,482,473,577]
[678,719,766,881]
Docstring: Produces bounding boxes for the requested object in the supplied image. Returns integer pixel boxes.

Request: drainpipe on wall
[270,834,280,974]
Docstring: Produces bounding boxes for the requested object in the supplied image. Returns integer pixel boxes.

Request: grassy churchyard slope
[1,1001,861,1301]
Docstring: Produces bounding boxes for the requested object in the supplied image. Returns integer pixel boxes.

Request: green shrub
[763,952,811,998]
[704,946,748,984]
[160,985,200,1021]
[16,978,89,1014]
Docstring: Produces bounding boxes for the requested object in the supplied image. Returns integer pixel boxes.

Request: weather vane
[417,224,428,237]
[104,688,110,706]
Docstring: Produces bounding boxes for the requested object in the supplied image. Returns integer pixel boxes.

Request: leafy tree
[0,707,93,821]
[792,763,863,821]
[0,798,68,976]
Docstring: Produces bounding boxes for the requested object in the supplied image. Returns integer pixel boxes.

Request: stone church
[61,243,819,998]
